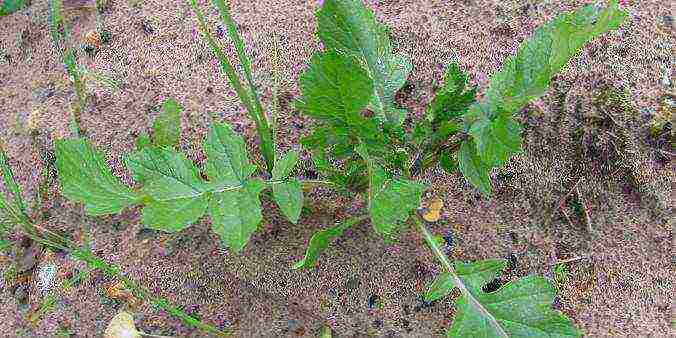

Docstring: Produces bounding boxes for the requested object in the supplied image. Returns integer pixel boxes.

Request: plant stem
[413,215,507,338]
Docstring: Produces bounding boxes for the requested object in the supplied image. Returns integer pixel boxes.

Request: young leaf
[469,113,522,168]
[461,0,627,184]
[204,123,263,252]
[152,98,183,148]
[428,62,477,124]
[209,179,265,253]
[272,151,302,224]
[446,259,581,338]
[482,0,627,116]
[424,271,454,302]
[457,140,492,196]
[55,138,138,216]
[204,122,258,185]
[124,146,208,232]
[297,51,374,124]
[316,0,411,124]
[293,216,362,269]
[358,146,426,237]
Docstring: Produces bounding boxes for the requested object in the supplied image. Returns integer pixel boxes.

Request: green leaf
[273,180,302,224]
[316,0,411,124]
[152,98,183,148]
[358,145,426,237]
[272,150,299,180]
[293,217,362,269]
[370,174,425,237]
[297,51,374,124]
[439,150,458,174]
[141,194,209,233]
[203,123,263,252]
[55,139,138,216]
[424,271,454,302]
[210,179,265,253]
[124,146,208,232]
[204,122,257,185]
[0,0,28,16]
[446,259,581,338]
[428,62,477,124]
[367,54,412,124]
[135,133,152,150]
[272,151,302,224]
[458,1,627,196]
[469,113,522,167]
[457,140,492,196]
[483,0,626,116]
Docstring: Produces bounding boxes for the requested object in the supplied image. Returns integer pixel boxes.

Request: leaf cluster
[55,100,302,253]
[51,0,628,336]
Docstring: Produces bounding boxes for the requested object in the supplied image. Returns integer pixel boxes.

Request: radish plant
[54,0,627,336]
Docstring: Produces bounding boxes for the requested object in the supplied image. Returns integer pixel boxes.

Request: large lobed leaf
[204,123,264,252]
[316,0,411,125]
[124,146,209,232]
[446,259,581,338]
[297,51,373,124]
[55,139,138,216]
[56,122,266,253]
[460,0,627,195]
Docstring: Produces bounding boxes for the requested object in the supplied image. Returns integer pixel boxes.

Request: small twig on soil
[575,185,593,234]
[549,256,589,266]
[557,177,582,227]
[657,149,676,157]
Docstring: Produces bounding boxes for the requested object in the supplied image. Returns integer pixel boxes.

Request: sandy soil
[0,0,673,337]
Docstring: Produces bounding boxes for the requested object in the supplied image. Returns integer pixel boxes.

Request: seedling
[51,0,627,336]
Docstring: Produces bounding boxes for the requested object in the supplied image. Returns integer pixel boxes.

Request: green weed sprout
[52,0,627,336]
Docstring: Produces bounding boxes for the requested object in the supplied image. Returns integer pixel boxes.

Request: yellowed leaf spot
[84,30,102,47]
[422,197,444,222]
[104,311,141,338]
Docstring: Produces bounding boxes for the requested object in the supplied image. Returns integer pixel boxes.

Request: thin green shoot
[49,0,84,137]
[188,0,276,174]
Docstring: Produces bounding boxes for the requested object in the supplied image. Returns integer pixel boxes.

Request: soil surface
[0,0,673,337]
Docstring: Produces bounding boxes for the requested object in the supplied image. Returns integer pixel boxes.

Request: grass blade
[0,148,28,220]
[188,0,276,174]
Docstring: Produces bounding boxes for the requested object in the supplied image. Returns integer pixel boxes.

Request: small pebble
[37,263,58,295]
[367,294,380,309]
[14,285,28,303]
